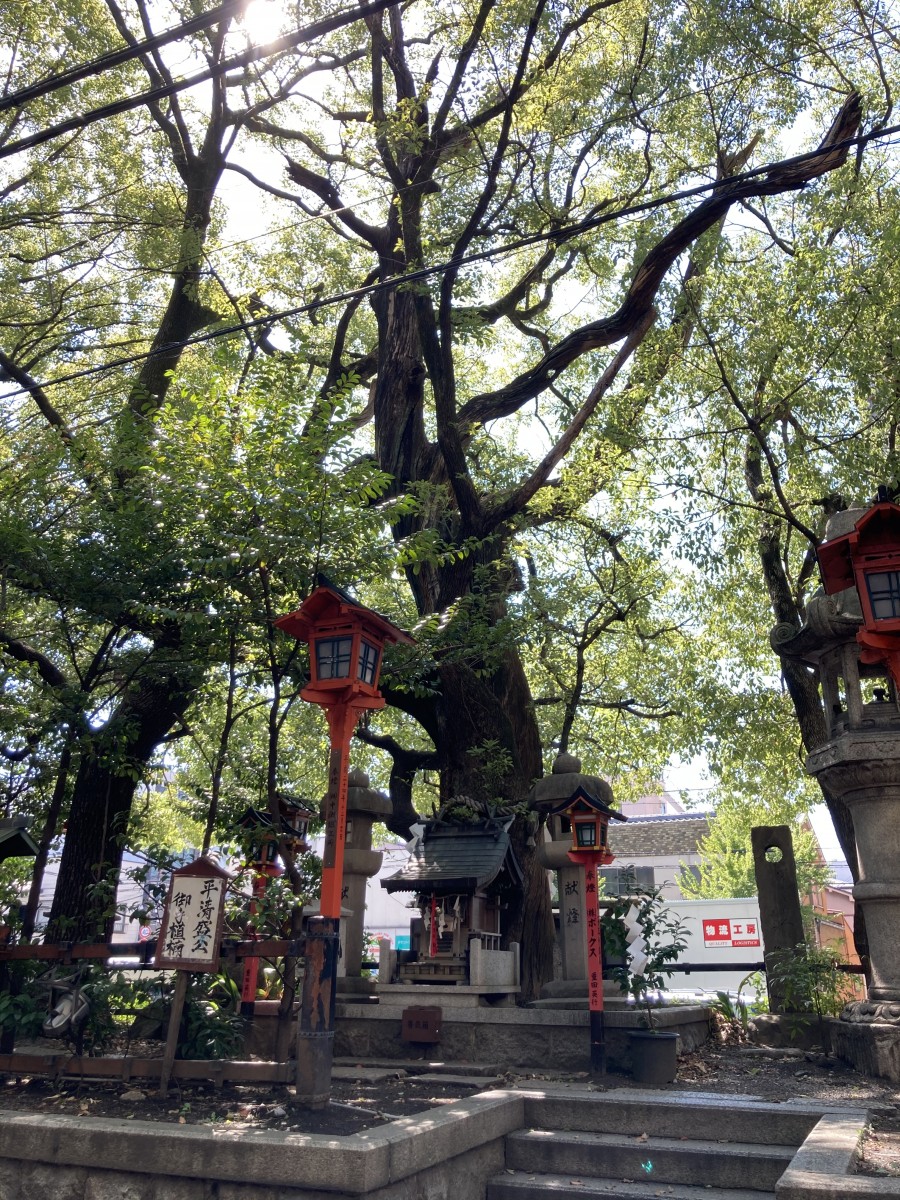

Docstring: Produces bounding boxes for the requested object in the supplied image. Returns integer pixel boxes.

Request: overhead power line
[2,121,899,406]
[0,0,249,113]
[0,0,398,162]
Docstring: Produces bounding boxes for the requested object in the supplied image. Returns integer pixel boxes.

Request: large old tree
[0,0,896,992]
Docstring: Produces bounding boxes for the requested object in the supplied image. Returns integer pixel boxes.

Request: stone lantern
[550,786,627,1075]
[773,500,900,1071]
[527,752,615,994]
[338,767,392,996]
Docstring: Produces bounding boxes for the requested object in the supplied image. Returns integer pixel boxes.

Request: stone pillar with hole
[772,505,900,1078]
[750,825,806,1013]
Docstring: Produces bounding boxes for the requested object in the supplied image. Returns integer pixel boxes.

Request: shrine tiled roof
[607,813,712,859]
[0,816,38,861]
[381,819,522,895]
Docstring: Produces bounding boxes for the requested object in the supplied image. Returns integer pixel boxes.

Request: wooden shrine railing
[0,1053,293,1084]
[0,936,306,1085]
[0,935,303,964]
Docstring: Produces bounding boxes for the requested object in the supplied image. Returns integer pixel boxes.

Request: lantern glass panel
[866,571,900,621]
[316,636,353,679]
[358,639,380,686]
[575,821,597,848]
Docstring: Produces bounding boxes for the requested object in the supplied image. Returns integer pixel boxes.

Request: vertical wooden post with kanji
[154,856,230,1095]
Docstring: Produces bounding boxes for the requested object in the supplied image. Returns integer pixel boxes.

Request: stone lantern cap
[527,751,614,812]
[346,767,392,820]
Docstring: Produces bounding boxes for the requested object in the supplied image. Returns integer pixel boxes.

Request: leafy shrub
[709,971,768,1044]
[602,884,689,1028]
[178,971,245,1059]
[767,942,857,1021]
[0,964,45,1042]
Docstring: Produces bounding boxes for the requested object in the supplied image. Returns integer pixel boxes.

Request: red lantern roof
[818,501,900,595]
[274,576,414,648]
[549,785,628,823]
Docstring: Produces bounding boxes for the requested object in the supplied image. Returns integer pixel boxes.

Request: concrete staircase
[486,1089,836,1200]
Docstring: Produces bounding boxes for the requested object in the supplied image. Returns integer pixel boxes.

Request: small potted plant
[606,885,688,1083]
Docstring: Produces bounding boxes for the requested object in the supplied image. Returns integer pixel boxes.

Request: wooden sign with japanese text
[155,856,230,972]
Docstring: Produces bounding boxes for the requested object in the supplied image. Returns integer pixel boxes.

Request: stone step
[332,1057,504,1077]
[504,1129,794,1192]
[412,1072,500,1087]
[519,1089,837,1147]
[331,1065,408,1082]
[487,1170,774,1200]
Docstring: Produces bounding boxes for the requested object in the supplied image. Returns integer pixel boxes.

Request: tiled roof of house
[381,820,522,895]
[608,813,712,859]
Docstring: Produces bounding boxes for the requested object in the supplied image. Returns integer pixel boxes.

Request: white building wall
[358,844,419,948]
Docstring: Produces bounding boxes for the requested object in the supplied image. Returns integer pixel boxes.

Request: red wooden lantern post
[235,800,311,1015]
[275,578,413,1106]
[550,787,627,1077]
[817,494,900,688]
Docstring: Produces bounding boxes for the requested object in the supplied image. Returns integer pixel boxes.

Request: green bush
[709,971,768,1043]
[177,971,245,1059]
[767,942,856,1021]
[602,884,688,1028]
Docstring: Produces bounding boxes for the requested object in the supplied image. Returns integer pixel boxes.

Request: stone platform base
[376,983,519,1008]
[538,979,627,1003]
[244,997,711,1071]
[829,1016,900,1082]
[750,1013,831,1053]
[336,976,378,997]
[334,1001,711,1073]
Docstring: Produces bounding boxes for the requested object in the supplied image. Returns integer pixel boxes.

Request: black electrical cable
[2,121,898,405]
[0,0,399,162]
[0,0,249,113]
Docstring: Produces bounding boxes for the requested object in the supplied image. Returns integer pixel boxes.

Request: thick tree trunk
[778,653,869,971]
[363,143,557,995]
[423,647,555,1001]
[46,648,201,943]
[21,744,73,941]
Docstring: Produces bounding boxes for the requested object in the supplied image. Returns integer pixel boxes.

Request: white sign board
[155,859,228,972]
[702,916,761,949]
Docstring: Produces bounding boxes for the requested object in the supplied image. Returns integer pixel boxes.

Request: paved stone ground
[1,1037,898,1171]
